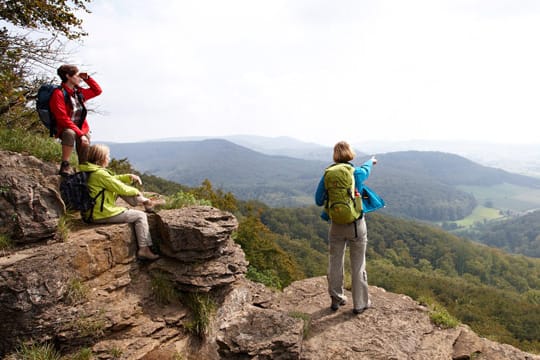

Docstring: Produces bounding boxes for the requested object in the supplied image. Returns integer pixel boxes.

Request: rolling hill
[107,139,326,207]
[106,139,540,220]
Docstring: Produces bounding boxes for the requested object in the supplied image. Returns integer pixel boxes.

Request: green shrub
[525,289,540,305]
[246,266,282,289]
[163,190,211,209]
[430,304,460,328]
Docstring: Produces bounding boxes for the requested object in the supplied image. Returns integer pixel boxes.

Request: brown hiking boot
[137,246,160,261]
[58,161,72,176]
[143,198,166,213]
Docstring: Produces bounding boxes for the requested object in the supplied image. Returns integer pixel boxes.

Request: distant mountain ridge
[359,139,540,178]
[151,135,339,161]
[108,139,326,207]
[375,151,540,188]
[106,138,540,220]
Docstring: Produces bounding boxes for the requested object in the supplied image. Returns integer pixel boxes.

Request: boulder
[0,223,136,354]
[214,279,304,360]
[150,240,248,292]
[157,206,238,262]
[0,151,64,243]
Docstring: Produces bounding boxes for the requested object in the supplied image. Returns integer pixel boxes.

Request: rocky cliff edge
[1,150,538,360]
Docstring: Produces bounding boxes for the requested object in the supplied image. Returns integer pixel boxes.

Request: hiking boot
[143,198,166,213]
[58,161,72,176]
[137,246,160,261]
[330,297,347,311]
[143,200,156,213]
[352,300,372,315]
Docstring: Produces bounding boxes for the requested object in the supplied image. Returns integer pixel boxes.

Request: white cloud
[66,0,540,146]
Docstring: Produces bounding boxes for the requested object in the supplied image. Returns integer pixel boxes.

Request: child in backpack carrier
[79,144,160,261]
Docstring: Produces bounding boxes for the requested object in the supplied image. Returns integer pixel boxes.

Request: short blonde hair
[333,141,355,163]
[87,144,110,166]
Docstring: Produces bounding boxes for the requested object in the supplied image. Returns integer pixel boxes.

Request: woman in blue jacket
[315,141,384,314]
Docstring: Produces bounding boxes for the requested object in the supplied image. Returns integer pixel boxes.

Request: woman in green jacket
[79,144,159,261]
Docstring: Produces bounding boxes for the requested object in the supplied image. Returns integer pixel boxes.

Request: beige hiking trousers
[93,208,152,248]
[327,216,370,310]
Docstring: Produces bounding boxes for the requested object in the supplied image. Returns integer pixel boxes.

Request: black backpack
[36,84,86,137]
[60,171,105,223]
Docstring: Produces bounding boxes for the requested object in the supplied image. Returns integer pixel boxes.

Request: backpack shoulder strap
[81,171,106,223]
[61,87,70,105]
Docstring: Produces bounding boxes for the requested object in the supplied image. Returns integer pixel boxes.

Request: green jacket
[79,162,139,221]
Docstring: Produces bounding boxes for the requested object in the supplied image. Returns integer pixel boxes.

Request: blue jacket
[315,159,385,220]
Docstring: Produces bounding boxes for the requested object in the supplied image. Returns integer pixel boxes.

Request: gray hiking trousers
[327,216,370,310]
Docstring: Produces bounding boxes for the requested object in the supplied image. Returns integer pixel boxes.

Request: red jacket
[50,77,102,138]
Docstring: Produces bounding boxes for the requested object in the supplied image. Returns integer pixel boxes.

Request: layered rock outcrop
[0,151,64,243]
[1,150,539,359]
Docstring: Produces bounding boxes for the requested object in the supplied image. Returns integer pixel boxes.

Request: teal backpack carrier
[323,163,363,224]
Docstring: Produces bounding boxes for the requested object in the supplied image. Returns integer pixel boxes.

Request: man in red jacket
[50,64,102,175]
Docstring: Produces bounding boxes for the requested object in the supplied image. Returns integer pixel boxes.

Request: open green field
[453,206,504,227]
[457,183,540,213]
[440,183,540,229]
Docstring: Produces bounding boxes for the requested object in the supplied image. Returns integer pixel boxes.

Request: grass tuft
[57,213,74,242]
[109,347,123,359]
[151,271,178,305]
[68,347,93,360]
[65,278,89,305]
[419,296,460,328]
[15,342,61,360]
[0,128,61,162]
[181,292,216,338]
[289,311,312,338]
[0,233,14,252]
[76,311,107,338]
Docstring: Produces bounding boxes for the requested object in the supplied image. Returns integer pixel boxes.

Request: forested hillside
[257,205,540,352]
[367,168,477,221]
[456,209,540,258]
[366,151,540,221]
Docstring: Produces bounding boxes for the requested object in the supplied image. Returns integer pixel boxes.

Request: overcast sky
[69,0,540,146]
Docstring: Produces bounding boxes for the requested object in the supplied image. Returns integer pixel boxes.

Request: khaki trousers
[327,216,370,310]
[93,208,152,248]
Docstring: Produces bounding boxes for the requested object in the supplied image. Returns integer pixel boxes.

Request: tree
[0,0,91,40]
[0,0,93,131]
[190,179,238,213]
